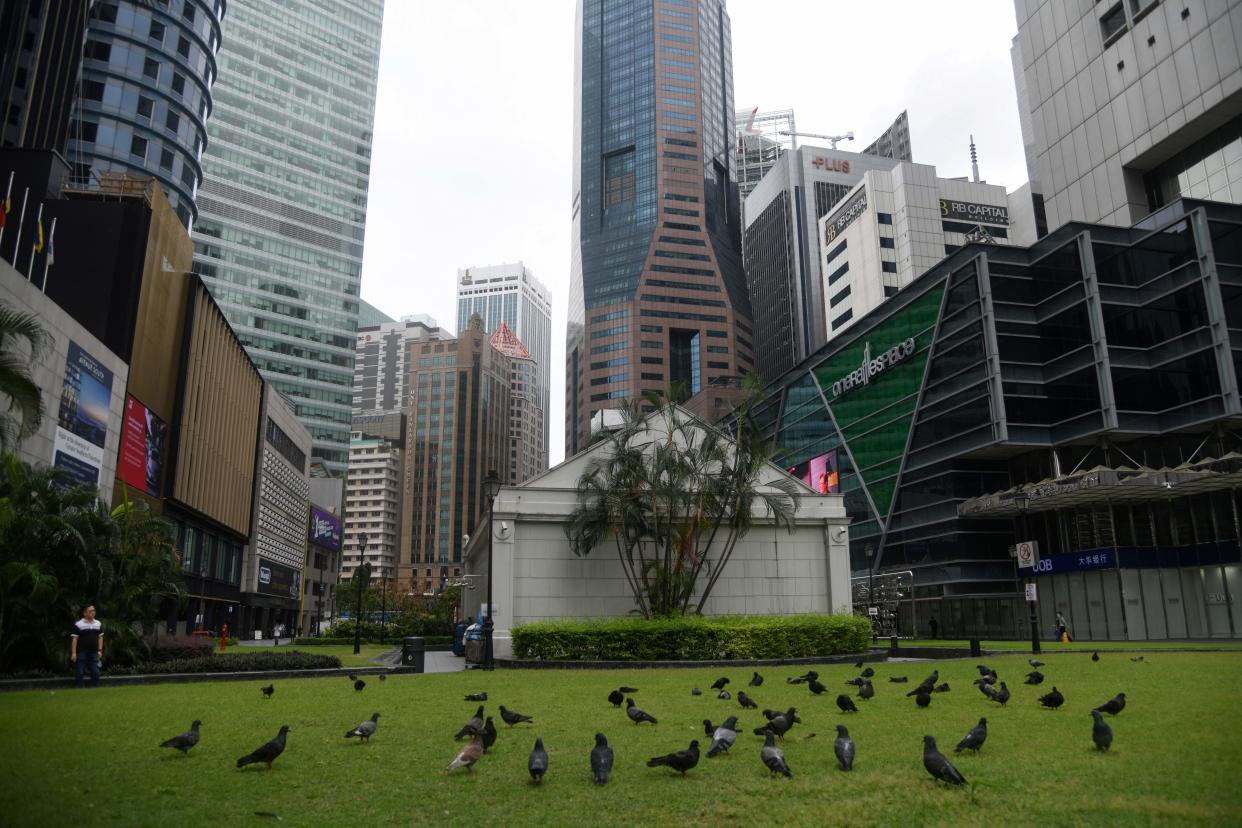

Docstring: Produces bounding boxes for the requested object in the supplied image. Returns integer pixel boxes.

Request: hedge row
[511,614,872,661]
[292,636,453,648]
[104,651,341,676]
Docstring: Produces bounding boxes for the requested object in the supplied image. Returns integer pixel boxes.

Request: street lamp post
[353,533,369,656]
[1015,493,1041,655]
[482,471,502,671]
[379,570,388,646]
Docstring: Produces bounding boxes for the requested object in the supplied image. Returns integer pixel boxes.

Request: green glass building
[191,0,384,472]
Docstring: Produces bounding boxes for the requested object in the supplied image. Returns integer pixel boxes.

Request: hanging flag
[0,171,10,231]
[34,218,44,253]
[45,219,54,266]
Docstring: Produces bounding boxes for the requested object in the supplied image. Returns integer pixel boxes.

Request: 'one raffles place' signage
[831,338,917,398]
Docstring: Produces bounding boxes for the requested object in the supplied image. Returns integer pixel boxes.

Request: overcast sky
[359,1,1027,465]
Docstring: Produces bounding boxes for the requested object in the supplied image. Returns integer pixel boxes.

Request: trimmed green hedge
[291,635,453,648]
[104,651,341,675]
[511,614,872,661]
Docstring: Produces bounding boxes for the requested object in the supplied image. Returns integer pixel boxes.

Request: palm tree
[0,304,51,451]
[565,389,800,618]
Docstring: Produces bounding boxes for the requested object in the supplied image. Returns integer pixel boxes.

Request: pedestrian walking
[70,605,103,688]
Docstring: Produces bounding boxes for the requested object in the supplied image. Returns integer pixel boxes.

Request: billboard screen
[256,558,301,599]
[117,395,168,495]
[309,505,341,551]
[787,449,840,494]
[53,341,114,488]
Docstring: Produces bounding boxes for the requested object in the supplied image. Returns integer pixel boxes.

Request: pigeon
[626,697,657,725]
[978,682,998,701]
[691,687,702,696]
[481,717,498,751]
[703,719,717,737]
[354,679,366,693]
[915,690,932,708]
[1039,687,1065,709]
[801,670,820,682]
[1029,659,1045,668]
[889,676,909,683]
[860,667,875,679]
[608,689,624,707]
[955,718,987,753]
[858,681,875,700]
[844,677,867,687]
[378,674,386,682]
[260,684,274,699]
[749,671,764,687]
[854,659,864,669]
[786,677,807,685]
[446,733,485,774]
[1093,693,1126,716]
[619,686,639,693]
[923,735,967,785]
[836,694,858,713]
[1024,671,1045,685]
[500,706,534,727]
[833,724,855,771]
[528,736,548,782]
[718,690,732,701]
[236,725,290,770]
[737,690,758,709]
[1130,656,1145,662]
[753,707,799,739]
[711,677,730,691]
[591,732,614,784]
[1090,710,1113,751]
[647,740,700,776]
[348,673,358,681]
[455,706,485,740]
[759,729,792,777]
[933,683,951,693]
[808,679,827,695]
[907,670,939,697]
[706,716,739,757]
[465,692,488,702]
[973,675,997,687]
[1092,651,1100,662]
[159,720,201,755]
[976,664,993,676]
[761,709,780,720]
[993,682,1011,705]
[344,713,380,743]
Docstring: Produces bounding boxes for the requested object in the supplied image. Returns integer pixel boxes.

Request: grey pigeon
[590,732,614,784]
[348,673,358,681]
[706,716,739,757]
[933,683,951,693]
[808,678,827,695]
[1090,710,1113,751]
[691,687,702,696]
[915,690,932,708]
[860,667,875,678]
[979,682,998,701]
[1038,687,1065,709]
[858,681,874,700]
[344,712,380,742]
[1093,693,1126,716]
[1092,651,1100,662]
[836,694,858,713]
[455,706,485,740]
[481,717,498,751]
[749,671,764,687]
[711,677,730,690]
[844,676,867,687]
[718,690,731,700]
[378,674,386,681]
[1025,671,1045,685]
[260,684,274,699]
[923,735,967,785]
[647,739,700,776]
[737,690,758,709]
[236,725,290,770]
[833,724,855,771]
[800,670,820,682]
[447,732,485,773]
[955,717,987,753]
[626,697,657,725]
[160,720,201,755]
[973,675,997,687]
[500,705,533,727]
[976,664,991,676]
[465,692,488,702]
[759,729,792,777]
[753,707,798,739]
[786,676,807,685]
[608,689,624,707]
[1029,659,1045,668]
[528,736,548,782]
[889,676,908,683]
[907,670,939,697]
[353,679,366,692]
[1130,655,1145,662]
[854,660,864,669]
[993,682,1011,705]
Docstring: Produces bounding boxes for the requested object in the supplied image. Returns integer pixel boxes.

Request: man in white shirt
[70,605,103,688]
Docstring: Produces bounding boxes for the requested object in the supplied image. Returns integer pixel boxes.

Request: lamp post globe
[481,471,502,671]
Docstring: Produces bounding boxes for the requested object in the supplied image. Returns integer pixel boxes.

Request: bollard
[889,635,899,657]
[969,638,981,657]
[402,636,425,673]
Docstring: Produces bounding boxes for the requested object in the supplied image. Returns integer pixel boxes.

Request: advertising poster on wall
[788,449,840,494]
[309,505,342,551]
[117,395,168,496]
[257,558,301,600]
[53,342,114,488]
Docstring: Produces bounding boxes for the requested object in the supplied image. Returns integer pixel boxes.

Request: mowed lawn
[2,652,1241,827]
[221,643,398,667]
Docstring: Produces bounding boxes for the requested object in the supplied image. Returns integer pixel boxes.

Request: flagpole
[0,171,13,250]
[10,187,28,268]
[26,202,43,278]
[40,217,56,292]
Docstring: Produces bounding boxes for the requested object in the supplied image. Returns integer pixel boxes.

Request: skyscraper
[735,107,795,205]
[456,261,552,471]
[67,0,226,229]
[191,0,384,473]
[489,322,544,484]
[567,0,751,456]
[1,0,91,152]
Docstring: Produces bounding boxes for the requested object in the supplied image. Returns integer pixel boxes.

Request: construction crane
[779,130,854,150]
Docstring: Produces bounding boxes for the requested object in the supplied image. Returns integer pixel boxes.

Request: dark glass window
[137,96,153,119]
[828,261,849,285]
[880,236,895,249]
[831,309,854,330]
[94,3,118,22]
[84,41,111,62]
[882,261,897,273]
[1100,3,1127,41]
[830,285,851,308]
[165,110,180,133]
[877,213,893,225]
[171,72,186,95]
[143,58,160,79]
[130,135,148,158]
[149,20,166,42]
[177,36,191,58]
[160,148,174,169]
[669,329,700,398]
[82,80,105,101]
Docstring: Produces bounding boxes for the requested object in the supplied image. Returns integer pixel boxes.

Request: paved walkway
[237,637,466,673]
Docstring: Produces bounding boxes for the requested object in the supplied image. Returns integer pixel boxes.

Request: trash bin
[452,621,468,657]
[465,638,484,665]
[402,637,425,673]
[969,638,982,657]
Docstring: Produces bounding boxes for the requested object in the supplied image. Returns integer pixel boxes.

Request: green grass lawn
[3,652,1241,827]
[902,638,1242,651]
[217,643,397,667]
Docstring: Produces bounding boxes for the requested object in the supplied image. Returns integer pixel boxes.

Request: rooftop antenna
[970,134,980,183]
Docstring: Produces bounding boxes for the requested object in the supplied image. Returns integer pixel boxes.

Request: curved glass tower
[68,0,226,229]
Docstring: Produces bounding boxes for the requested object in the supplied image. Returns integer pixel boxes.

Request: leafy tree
[0,304,51,451]
[565,390,799,619]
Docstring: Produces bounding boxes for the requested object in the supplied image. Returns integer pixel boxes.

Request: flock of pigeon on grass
[157,653,1134,785]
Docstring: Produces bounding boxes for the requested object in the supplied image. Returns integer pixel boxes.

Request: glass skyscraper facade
[68,0,226,229]
[567,0,751,455]
[191,0,384,473]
